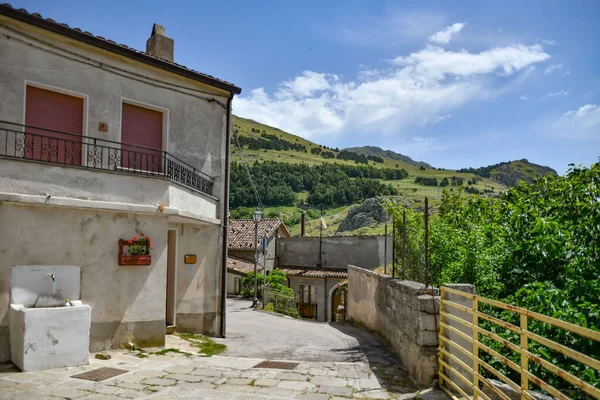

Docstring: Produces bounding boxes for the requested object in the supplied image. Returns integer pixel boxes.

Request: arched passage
[327,282,346,322]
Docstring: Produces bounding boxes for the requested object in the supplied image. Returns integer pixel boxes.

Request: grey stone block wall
[347,265,440,386]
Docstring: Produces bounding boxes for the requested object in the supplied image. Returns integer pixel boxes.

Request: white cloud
[392,44,550,80]
[234,42,550,141]
[542,40,558,46]
[519,95,530,100]
[422,114,452,126]
[554,104,600,140]
[544,64,563,74]
[429,23,466,44]
[542,90,570,99]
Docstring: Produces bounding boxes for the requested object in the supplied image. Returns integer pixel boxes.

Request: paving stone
[253,378,280,387]
[254,387,298,397]
[318,385,354,396]
[297,394,331,400]
[48,388,89,398]
[79,383,121,395]
[354,389,392,399]
[167,373,205,383]
[114,388,147,398]
[310,376,348,387]
[348,378,383,390]
[163,365,195,374]
[309,368,337,377]
[274,372,308,381]
[190,368,223,377]
[140,377,177,386]
[224,378,254,385]
[277,380,316,391]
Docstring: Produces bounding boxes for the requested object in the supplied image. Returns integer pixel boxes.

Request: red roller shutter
[121,103,163,172]
[25,86,84,165]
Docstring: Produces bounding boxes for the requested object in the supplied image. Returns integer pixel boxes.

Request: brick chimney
[146,23,174,62]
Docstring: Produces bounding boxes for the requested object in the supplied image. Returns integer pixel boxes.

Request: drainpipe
[220,93,234,338]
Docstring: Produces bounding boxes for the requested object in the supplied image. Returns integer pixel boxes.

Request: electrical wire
[233,132,264,209]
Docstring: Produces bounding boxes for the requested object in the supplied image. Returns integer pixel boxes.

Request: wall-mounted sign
[98,122,108,132]
[184,254,197,264]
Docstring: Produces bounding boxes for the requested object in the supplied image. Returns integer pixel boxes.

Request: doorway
[166,229,177,327]
[298,284,317,319]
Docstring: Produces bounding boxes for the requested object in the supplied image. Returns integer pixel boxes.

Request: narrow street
[221,298,399,364]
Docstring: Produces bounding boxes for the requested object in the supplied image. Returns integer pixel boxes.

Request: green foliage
[230,161,405,208]
[414,176,438,186]
[387,162,600,396]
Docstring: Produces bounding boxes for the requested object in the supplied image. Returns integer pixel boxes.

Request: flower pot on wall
[118,254,151,266]
[118,239,151,266]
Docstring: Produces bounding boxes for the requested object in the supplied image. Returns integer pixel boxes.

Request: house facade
[0,5,241,361]
[226,257,263,296]
[227,219,290,272]
[278,267,347,323]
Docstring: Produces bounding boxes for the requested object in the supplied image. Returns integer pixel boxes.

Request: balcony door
[121,103,163,172]
[25,85,84,165]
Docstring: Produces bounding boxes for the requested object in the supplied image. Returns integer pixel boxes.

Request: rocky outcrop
[337,197,411,232]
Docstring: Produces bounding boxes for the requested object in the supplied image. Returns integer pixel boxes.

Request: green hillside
[344,145,432,168]
[230,115,555,235]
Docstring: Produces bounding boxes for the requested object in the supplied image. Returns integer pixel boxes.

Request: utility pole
[384,223,388,275]
[424,197,429,287]
[252,209,262,308]
[318,205,323,267]
[392,217,396,278]
[402,209,406,280]
[262,235,267,310]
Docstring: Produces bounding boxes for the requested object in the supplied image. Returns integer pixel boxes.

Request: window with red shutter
[121,103,163,172]
[24,86,84,165]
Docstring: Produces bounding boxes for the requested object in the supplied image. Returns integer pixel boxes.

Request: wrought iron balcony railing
[0,121,214,196]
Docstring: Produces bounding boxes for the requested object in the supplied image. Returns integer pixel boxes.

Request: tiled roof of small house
[228,219,290,250]
[0,4,241,94]
[227,257,262,276]
[277,267,348,279]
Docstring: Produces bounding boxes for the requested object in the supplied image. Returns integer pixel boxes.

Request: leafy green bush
[386,162,600,396]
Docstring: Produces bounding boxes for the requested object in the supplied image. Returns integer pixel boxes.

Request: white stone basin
[9,266,91,371]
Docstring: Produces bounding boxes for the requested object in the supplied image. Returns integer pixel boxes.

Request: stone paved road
[0,337,435,399]
[221,298,398,364]
[0,299,448,399]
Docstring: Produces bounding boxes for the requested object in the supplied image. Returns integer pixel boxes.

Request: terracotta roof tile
[277,267,348,279]
[228,219,290,250]
[227,257,262,276]
[0,3,241,94]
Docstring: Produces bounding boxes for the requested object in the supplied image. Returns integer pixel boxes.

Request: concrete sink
[9,265,91,371]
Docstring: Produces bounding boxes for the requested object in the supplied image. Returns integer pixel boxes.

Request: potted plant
[119,232,152,265]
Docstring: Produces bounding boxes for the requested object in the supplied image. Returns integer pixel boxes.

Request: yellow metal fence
[439,286,600,400]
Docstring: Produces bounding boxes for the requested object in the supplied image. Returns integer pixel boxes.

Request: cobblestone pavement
[0,336,446,399]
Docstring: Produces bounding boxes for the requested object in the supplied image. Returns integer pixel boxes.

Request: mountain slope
[229,115,558,235]
[458,159,558,187]
[344,145,432,168]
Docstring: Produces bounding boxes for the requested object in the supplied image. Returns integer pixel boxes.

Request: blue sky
[13,1,600,173]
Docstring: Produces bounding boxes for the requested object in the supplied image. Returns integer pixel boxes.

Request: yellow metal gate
[439,286,600,400]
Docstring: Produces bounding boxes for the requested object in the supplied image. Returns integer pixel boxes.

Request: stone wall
[277,236,392,269]
[346,266,440,386]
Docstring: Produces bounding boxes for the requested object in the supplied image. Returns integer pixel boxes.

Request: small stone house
[0,4,241,361]
[227,219,290,272]
[226,257,262,296]
[277,267,347,322]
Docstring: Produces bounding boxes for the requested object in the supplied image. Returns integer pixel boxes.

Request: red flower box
[118,239,151,266]
[118,254,151,266]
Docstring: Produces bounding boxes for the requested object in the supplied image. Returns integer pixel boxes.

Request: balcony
[0,121,214,197]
